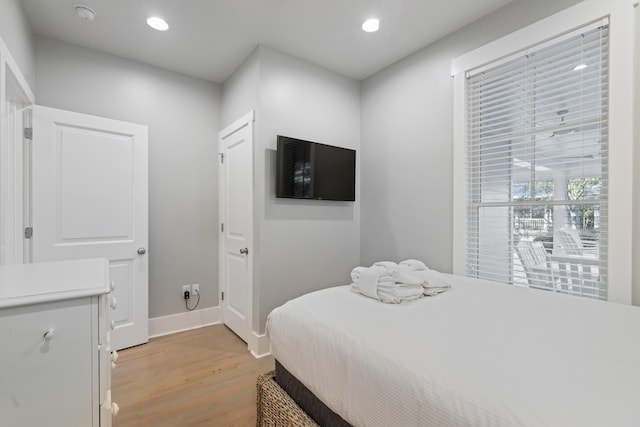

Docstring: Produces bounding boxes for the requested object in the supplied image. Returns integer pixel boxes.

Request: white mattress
[267,275,640,427]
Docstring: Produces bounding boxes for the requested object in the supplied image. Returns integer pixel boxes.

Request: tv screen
[276,135,356,201]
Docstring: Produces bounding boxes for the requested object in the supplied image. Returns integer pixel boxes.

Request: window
[464,22,609,300]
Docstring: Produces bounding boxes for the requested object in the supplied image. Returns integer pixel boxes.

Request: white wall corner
[148,306,221,339]
[248,330,271,359]
[0,36,35,103]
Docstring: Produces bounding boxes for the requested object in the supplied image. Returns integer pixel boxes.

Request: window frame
[452,0,636,304]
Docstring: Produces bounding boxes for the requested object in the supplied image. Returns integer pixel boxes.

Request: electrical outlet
[191,284,200,295]
[182,284,190,299]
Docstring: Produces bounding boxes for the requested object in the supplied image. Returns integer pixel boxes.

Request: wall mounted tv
[276,135,356,201]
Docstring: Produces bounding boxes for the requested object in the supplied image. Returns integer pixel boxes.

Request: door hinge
[24,127,33,140]
[24,227,33,239]
[219,153,224,164]
[221,223,224,232]
[221,291,224,301]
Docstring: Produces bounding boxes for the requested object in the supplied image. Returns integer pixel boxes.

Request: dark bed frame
[256,360,352,427]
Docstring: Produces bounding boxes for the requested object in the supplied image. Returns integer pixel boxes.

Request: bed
[261,274,640,426]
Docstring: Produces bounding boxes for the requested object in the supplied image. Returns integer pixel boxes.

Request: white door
[219,111,254,343]
[32,105,148,350]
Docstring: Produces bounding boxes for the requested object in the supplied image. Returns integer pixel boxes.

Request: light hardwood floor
[112,324,275,427]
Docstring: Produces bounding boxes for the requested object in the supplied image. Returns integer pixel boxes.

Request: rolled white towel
[391,270,424,286]
[350,266,367,283]
[368,261,424,286]
[399,259,427,271]
[351,266,386,299]
[372,261,399,276]
[352,266,394,285]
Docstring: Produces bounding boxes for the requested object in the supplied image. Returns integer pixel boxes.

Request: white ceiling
[22,0,514,83]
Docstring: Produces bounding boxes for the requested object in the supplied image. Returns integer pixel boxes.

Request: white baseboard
[149,306,221,338]
[249,331,271,358]
[148,307,270,358]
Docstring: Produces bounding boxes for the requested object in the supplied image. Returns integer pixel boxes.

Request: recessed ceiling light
[362,18,379,33]
[147,16,169,31]
[573,63,587,71]
[74,5,96,21]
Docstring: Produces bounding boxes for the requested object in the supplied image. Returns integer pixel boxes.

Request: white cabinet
[0,258,114,426]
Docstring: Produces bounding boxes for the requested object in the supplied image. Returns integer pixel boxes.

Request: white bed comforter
[267,275,640,427]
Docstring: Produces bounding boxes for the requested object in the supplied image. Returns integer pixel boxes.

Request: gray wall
[0,0,34,88]
[256,46,360,333]
[222,46,361,333]
[34,36,222,318]
[221,48,260,128]
[360,0,583,272]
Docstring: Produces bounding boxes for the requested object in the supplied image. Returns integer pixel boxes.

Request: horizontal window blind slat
[468,50,608,94]
[467,74,609,115]
[467,121,607,146]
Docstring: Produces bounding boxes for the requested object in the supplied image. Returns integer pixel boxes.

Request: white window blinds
[465,21,609,300]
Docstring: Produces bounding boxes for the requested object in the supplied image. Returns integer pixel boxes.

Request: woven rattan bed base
[256,371,319,427]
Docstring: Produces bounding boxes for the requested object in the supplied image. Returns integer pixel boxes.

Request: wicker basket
[256,371,319,427]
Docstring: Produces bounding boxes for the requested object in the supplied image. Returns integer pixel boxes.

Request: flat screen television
[276,135,356,201]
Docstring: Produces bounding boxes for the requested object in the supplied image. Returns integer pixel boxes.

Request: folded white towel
[399,259,427,271]
[350,260,451,302]
[376,281,423,292]
[351,264,423,304]
[351,282,424,304]
[412,268,451,289]
[377,286,424,304]
[423,287,449,296]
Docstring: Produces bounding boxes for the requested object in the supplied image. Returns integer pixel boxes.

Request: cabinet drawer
[0,297,97,426]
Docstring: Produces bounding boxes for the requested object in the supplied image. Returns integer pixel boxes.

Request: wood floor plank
[112,324,274,427]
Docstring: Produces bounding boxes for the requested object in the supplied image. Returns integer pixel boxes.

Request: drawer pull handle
[111,281,116,291]
[110,297,118,310]
[110,320,116,330]
[111,361,117,370]
[112,402,120,417]
[111,350,119,362]
[43,328,55,340]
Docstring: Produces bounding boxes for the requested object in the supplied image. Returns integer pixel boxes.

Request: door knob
[240,248,249,255]
[137,247,146,255]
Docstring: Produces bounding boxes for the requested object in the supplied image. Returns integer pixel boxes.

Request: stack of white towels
[350,259,451,304]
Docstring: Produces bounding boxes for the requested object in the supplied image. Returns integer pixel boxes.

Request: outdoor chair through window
[516,240,603,298]
[515,241,555,291]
